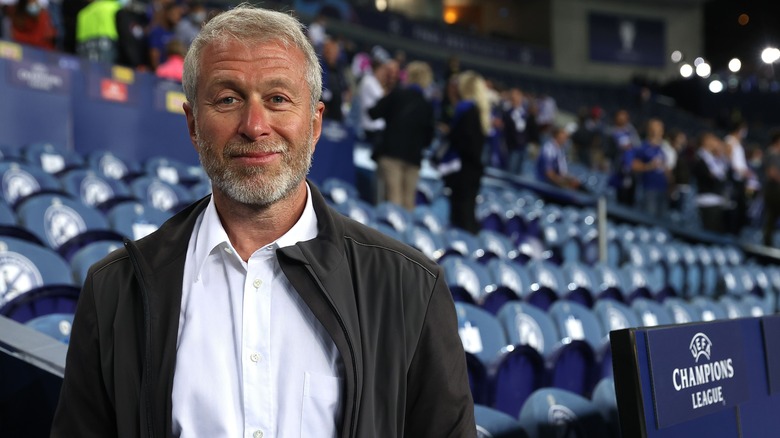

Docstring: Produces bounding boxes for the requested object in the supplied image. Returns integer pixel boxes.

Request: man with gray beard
[51,5,474,438]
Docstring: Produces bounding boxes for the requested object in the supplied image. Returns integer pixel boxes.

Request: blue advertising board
[645,321,749,428]
[589,12,666,67]
[762,315,780,394]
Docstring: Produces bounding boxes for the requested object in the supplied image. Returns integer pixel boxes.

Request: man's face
[184,38,324,207]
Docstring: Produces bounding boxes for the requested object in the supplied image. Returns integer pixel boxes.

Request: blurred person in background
[8,0,56,49]
[571,105,604,169]
[723,118,752,234]
[356,46,391,147]
[175,0,205,49]
[148,1,182,70]
[368,60,435,211]
[694,133,730,233]
[763,130,780,247]
[633,118,669,218]
[536,125,580,190]
[501,87,533,174]
[443,70,490,234]
[607,109,641,206]
[155,37,184,82]
[60,0,88,53]
[75,0,120,63]
[320,36,348,122]
[667,129,692,212]
[115,0,150,70]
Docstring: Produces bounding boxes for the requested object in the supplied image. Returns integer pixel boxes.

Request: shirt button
[250,353,261,363]
[253,431,263,438]
[253,278,262,288]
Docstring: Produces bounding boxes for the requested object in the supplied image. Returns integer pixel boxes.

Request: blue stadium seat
[320,177,359,205]
[442,256,491,305]
[24,312,74,344]
[374,202,412,232]
[593,300,640,342]
[70,240,123,285]
[547,301,602,395]
[662,297,700,324]
[86,150,141,181]
[144,156,205,186]
[414,178,443,206]
[741,295,770,317]
[15,193,124,259]
[466,352,490,406]
[524,260,568,310]
[591,377,620,438]
[476,198,506,234]
[440,228,481,261]
[475,405,528,438]
[491,343,547,418]
[630,298,673,327]
[514,234,546,264]
[334,198,375,225]
[129,176,193,213]
[23,142,84,174]
[106,201,171,240]
[412,205,447,234]
[59,168,134,209]
[718,296,748,319]
[661,243,686,296]
[691,297,728,321]
[518,388,607,438]
[478,230,518,263]
[0,162,64,206]
[483,260,530,314]
[561,261,599,307]
[496,302,559,357]
[618,265,653,301]
[455,302,509,367]
[402,225,443,260]
[591,264,628,303]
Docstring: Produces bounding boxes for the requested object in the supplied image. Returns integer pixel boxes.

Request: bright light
[761,47,780,64]
[694,57,705,67]
[696,62,711,78]
[709,80,724,93]
[671,50,683,63]
[728,58,742,73]
[375,0,387,11]
[443,8,458,24]
[680,63,694,78]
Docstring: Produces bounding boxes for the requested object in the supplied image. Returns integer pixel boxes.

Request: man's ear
[183,102,198,149]
[311,101,325,152]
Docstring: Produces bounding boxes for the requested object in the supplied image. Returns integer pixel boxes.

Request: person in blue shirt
[632,118,669,218]
[536,126,580,189]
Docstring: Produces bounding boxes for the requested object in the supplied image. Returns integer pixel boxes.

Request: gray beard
[195,126,314,207]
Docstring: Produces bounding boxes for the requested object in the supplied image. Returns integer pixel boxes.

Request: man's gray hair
[182,4,322,114]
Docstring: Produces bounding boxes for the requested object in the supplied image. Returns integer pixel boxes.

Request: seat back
[70,240,123,285]
[144,156,205,186]
[442,256,491,303]
[87,150,139,180]
[0,237,74,308]
[454,302,508,366]
[630,297,673,327]
[475,405,528,438]
[320,177,359,204]
[130,176,193,212]
[59,168,132,208]
[0,162,63,206]
[663,297,700,324]
[23,142,84,174]
[15,193,111,251]
[107,201,171,240]
[497,302,559,357]
[593,300,640,341]
[374,202,412,232]
[548,301,603,351]
[518,388,606,438]
[25,312,74,343]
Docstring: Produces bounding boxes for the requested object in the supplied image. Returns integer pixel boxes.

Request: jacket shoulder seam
[343,236,436,278]
[92,253,130,277]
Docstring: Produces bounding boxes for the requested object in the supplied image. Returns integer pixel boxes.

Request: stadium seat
[691,297,728,321]
[618,265,653,301]
[442,256,491,304]
[24,312,74,344]
[15,193,124,259]
[524,260,568,310]
[496,302,559,357]
[412,205,447,234]
[70,240,123,285]
[320,177,359,205]
[741,295,770,317]
[439,228,481,261]
[518,388,607,438]
[22,142,84,174]
[455,302,509,367]
[718,296,748,319]
[106,201,171,240]
[630,297,674,327]
[374,202,412,232]
[478,230,518,263]
[476,198,507,234]
[491,343,547,418]
[474,404,528,438]
[591,377,620,438]
[144,156,205,186]
[561,261,599,307]
[86,150,141,181]
[662,297,700,324]
[593,300,640,342]
[514,234,547,264]
[0,162,64,207]
[547,301,602,395]
[402,225,443,260]
[414,178,443,206]
[129,176,193,212]
[59,168,134,209]
[483,260,530,314]
[591,264,627,303]
[334,198,375,225]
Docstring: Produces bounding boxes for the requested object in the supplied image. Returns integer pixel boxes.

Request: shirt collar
[192,183,318,278]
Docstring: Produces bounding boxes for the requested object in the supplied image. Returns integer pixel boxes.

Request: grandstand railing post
[598,196,607,264]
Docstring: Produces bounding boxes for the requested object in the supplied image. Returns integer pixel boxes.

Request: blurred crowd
[2,2,780,246]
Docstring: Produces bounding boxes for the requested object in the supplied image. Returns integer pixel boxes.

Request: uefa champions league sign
[646,321,749,428]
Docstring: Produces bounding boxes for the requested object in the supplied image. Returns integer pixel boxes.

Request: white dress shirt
[172,185,344,438]
[358,71,386,132]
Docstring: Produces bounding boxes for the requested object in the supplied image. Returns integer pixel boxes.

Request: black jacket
[51,184,475,438]
[368,86,435,165]
[444,105,486,190]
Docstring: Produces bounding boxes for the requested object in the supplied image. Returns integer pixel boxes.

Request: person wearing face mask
[9,0,56,49]
[175,1,205,49]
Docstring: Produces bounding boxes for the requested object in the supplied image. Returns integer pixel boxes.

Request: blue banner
[762,315,780,394]
[589,12,666,67]
[646,320,749,429]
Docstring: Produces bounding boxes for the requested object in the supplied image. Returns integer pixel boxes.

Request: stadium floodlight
[709,80,724,93]
[694,57,705,67]
[728,58,741,73]
[376,0,387,11]
[671,50,683,63]
[680,63,694,78]
[761,47,780,64]
[696,62,711,78]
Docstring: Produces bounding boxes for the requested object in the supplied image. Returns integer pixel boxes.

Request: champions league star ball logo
[689,333,712,363]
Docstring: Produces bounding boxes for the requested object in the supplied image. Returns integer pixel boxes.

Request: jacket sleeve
[367,92,390,121]
[50,274,116,437]
[404,267,476,437]
[449,108,485,165]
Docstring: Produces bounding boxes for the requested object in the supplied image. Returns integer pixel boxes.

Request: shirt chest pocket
[301,372,343,438]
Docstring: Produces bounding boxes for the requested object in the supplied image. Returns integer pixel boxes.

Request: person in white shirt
[51,5,475,438]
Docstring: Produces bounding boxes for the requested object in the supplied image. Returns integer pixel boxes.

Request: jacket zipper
[124,240,156,438]
[303,264,358,438]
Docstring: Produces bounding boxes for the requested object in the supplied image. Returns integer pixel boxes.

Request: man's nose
[238,98,271,141]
